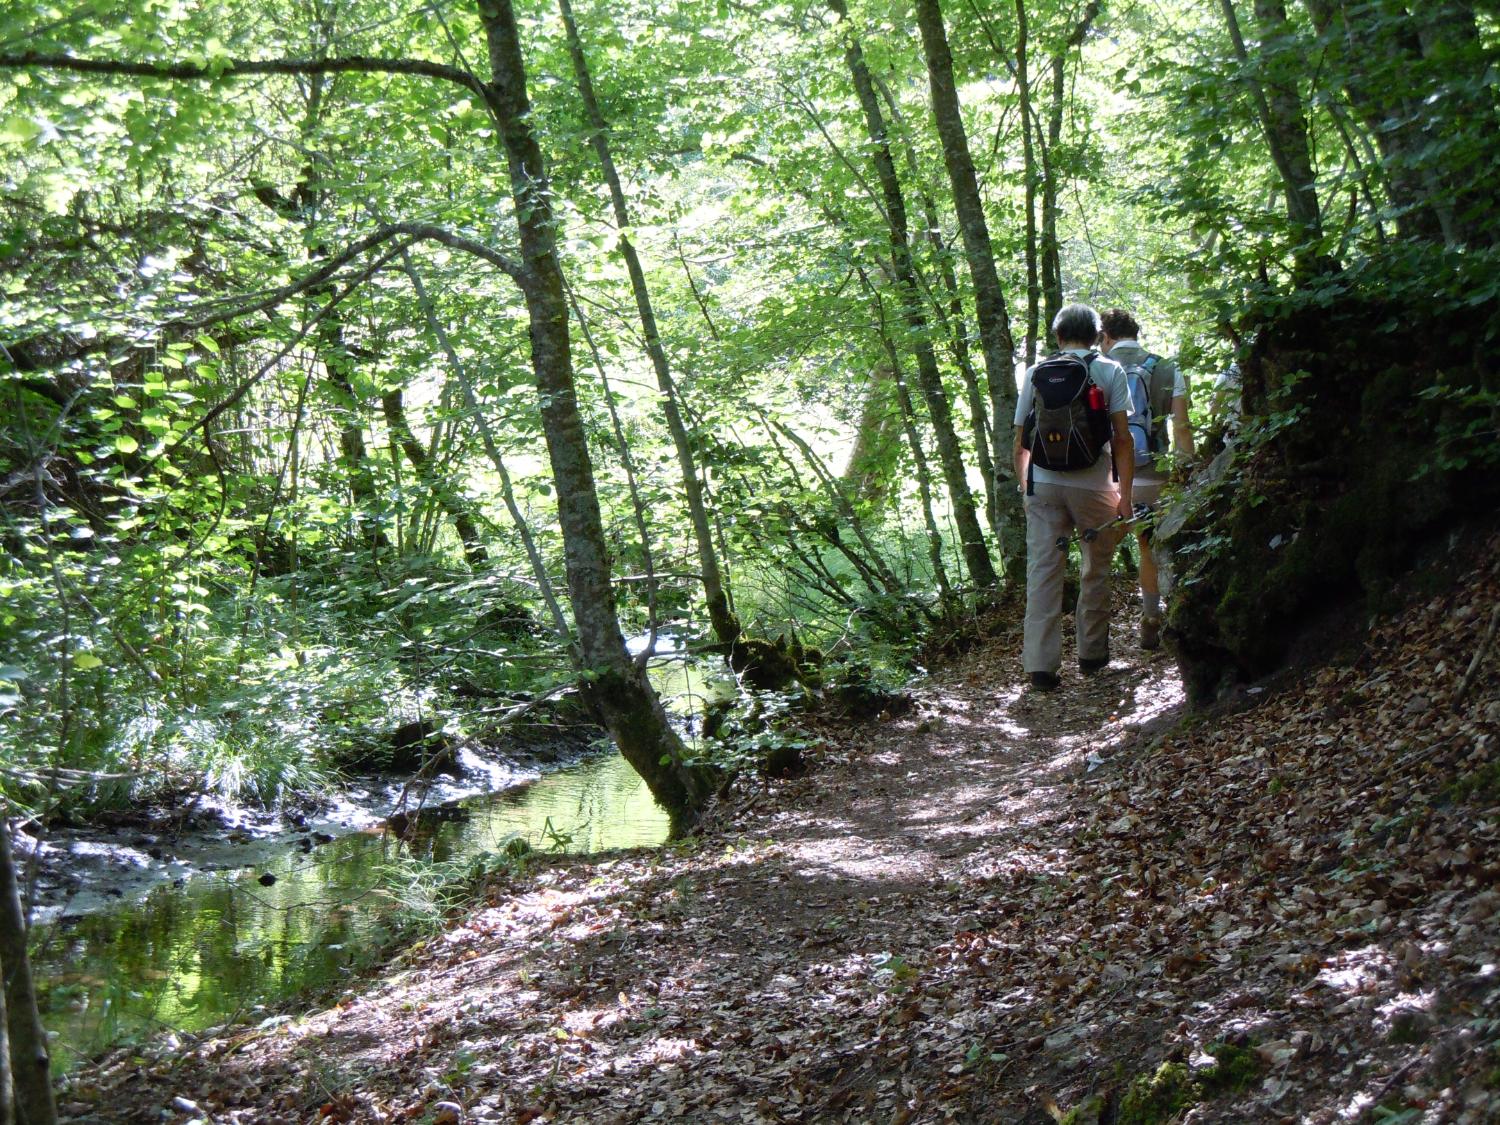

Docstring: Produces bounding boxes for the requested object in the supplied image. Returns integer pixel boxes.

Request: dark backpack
[1023,351,1112,491]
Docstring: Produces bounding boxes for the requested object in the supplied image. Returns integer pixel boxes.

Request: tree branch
[184,222,525,331]
[0,51,487,98]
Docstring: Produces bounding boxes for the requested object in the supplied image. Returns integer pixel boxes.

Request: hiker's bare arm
[1111,412,1134,521]
[1171,395,1195,462]
[1012,425,1028,489]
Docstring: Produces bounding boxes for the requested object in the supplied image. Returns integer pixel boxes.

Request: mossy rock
[1058,1094,1106,1125]
[1162,290,1497,704]
[728,634,812,691]
[1117,1061,1199,1124]
[1199,1042,1263,1093]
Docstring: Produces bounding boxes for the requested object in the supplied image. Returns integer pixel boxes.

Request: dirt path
[61,571,1500,1124]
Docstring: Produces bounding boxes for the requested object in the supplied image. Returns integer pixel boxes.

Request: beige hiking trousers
[1022,481,1125,675]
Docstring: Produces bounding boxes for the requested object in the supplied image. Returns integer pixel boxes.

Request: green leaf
[0,115,42,146]
[73,653,104,670]
[113,434,139,454]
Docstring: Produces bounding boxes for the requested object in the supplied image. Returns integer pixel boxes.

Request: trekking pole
[1055,504,1152,551]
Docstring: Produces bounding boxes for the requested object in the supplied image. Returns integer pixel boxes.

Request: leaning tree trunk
[380,386,489,569]
[828,0,996,590]
[0,973,12,1125]
[476,0,715,824]
[914,0,1025,577]
[868,74,1003,547]
[0,826,54,1125]
[841,361,903,510]
[858,268,954,606]
[557,0,741,646]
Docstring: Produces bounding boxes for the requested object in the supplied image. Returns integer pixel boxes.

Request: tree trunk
[0,970,12,1125]
[1299,0,1451,243]
[557,0,741,647]
[842,361,903,510]
[868,75,1002,548]
[380,386,489,569]
[476,0,715,824]
[320,327,386,550]
[1220,0,1325,262]
[872,299,954,607]
[566,280,664,666]
[913,0,1024,578]
[829,0,996,590]
[0,827,55,1125]
[1036,1,1102,339]
[1411,2,1499,246]
[1013,0,1041,367]
[1040,55,1065,336]
[401,258,571,644]
[924,240,1004,545]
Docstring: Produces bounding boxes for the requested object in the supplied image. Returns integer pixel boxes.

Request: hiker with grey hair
[1012,303,1134,692]
[1099,308,1196,651]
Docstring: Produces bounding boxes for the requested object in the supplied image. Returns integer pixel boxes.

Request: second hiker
[1100,308,1196,651]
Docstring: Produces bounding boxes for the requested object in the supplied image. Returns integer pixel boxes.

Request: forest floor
[59,543,1500,1125]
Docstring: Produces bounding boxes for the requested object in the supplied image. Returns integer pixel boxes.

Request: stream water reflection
[38,750,672,1072]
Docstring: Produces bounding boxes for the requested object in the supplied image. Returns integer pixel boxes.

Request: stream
[36,642,731,1073]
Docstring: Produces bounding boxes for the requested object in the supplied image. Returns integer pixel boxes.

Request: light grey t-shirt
[1014,348,1130,491]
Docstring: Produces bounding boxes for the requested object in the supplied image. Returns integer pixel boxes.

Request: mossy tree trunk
[828,0,996,591]
[557,0,741,647]
[914,0,1023,576]
[476,0,716,824]
[0,827,54,1125]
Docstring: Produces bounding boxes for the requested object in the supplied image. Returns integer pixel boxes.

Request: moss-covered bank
[1162,261,1500,702]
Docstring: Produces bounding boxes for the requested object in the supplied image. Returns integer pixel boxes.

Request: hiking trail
[63,564,1500,1124]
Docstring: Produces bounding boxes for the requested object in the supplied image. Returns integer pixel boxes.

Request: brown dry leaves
[58,542,1500,1125]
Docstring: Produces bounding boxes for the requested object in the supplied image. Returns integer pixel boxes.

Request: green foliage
[1447,758,1500,804]
[373,844,530,935]
[1058,1096,1106,1125]
[699,686,812,777]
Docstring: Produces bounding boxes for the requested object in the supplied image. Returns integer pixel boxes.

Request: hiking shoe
[1079,655,1109,675]
[1140,616,1162,651]
[1029,671,1061,692]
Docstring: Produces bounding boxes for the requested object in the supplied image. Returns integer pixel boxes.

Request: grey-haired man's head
[1052,304,1101,349]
